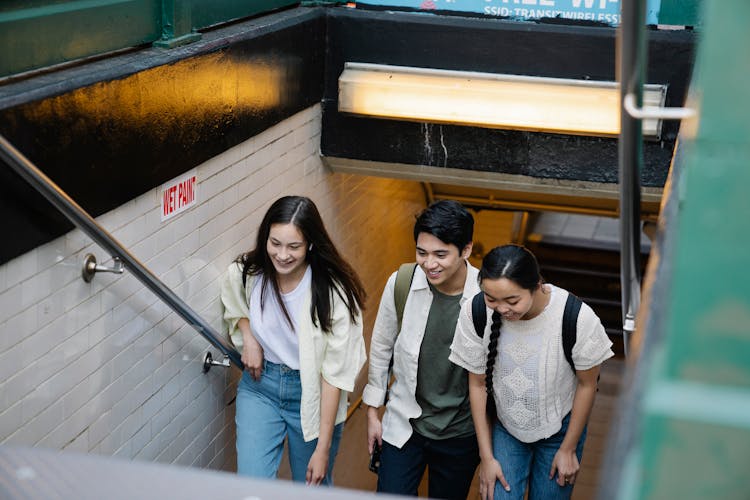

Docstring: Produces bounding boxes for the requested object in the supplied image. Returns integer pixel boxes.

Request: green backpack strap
[394,263,417,332]
[385,263,417,403]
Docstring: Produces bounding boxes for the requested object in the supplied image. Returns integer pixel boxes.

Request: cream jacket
[362,262,480,448]
[220,262,366,442]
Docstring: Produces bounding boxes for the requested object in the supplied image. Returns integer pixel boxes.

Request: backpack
[394,262,418,332]
[381,263,418,402]
[394,264,583,373]
[470,291,582,373]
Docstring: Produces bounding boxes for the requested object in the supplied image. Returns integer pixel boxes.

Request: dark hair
[413,200,474,251]
[235,196,366,332]
[479,245,542,417]
[479,245,541,291]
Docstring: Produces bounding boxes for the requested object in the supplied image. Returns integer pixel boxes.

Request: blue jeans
[377,431,479,499]
[491,413,587,500]
[235,360,343,484]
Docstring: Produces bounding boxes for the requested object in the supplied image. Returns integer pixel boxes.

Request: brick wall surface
[0,105,425,472]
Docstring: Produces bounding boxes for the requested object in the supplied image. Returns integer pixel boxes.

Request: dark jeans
[377,431,479,499]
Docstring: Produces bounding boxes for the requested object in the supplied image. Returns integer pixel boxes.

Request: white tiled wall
[0,104,425,472]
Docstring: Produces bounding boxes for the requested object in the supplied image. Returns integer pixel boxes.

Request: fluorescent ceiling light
[338,63,667,138]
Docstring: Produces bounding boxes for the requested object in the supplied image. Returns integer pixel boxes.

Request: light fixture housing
[338,62,667,139]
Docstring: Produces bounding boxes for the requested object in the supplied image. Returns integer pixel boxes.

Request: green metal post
[658,0,703,27]
[154,0,201,49]
[634,0,750,498]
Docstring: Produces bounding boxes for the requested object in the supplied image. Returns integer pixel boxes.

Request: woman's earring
[308,244,313,251]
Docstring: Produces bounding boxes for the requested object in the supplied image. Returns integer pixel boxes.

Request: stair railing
[618,1,695,356]
[0,134,243,371]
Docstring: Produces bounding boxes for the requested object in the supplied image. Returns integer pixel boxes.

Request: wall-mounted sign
[358,0,661,26]
[161,169,198,221]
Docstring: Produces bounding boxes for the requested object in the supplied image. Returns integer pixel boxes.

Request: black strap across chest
[471,290,582,373]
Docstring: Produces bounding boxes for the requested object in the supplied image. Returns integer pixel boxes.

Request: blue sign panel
[359,0,661,26]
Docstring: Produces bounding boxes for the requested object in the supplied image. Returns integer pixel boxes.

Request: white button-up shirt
[362,262,480,448]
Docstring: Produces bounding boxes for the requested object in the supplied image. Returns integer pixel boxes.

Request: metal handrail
[623,93,696,120]
[0,134,243,370]
[618,0,647,358]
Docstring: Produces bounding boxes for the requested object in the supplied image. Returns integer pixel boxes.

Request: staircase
[525,240,647,358]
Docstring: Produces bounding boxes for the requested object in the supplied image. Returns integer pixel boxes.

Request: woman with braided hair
[449,245,613,500]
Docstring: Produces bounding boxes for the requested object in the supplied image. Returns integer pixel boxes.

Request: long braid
[485,310,502,417]
[480,245,540,418]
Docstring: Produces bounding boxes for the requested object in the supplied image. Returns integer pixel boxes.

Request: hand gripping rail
[0,134,243,371]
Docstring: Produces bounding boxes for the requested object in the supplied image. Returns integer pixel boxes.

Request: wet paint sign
[358,0,661,26]
[161,169,198,221]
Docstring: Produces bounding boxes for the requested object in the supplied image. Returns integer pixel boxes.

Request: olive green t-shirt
[411,284,475,439]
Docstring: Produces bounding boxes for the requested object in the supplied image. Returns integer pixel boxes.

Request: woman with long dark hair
[221,195,366,485]
[449,245,613,500]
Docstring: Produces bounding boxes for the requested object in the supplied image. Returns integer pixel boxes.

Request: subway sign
[358,0,662,26]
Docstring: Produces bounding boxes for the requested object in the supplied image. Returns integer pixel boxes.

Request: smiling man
[363,200,480,499]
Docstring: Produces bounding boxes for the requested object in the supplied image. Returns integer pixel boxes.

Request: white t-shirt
[449,284,614,443]
[248,266,312,369]
[221,262,366,441]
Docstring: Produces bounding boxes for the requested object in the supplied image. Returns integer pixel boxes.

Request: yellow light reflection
[20,51,287,135]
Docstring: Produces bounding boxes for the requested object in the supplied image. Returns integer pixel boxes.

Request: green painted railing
[0,1,703,78]
[639,0,750,495]
[658,0,702,26]
[605,0,750,498]
[0,0,298,78]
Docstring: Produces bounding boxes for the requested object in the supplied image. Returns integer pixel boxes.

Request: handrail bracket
[82,253,125,283]
[203,352,231,373]
[623,93,696,120]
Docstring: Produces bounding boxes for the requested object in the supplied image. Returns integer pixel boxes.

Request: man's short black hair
[413,200,474,251]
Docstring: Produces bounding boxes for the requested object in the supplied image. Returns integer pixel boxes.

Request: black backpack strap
[471,292,487,338]
[562,293,582,373]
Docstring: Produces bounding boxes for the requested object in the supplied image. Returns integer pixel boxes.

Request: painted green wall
[658,0,702,26]
[0,0,705,78]
[0,0,297,78]
[638,0,750,498]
